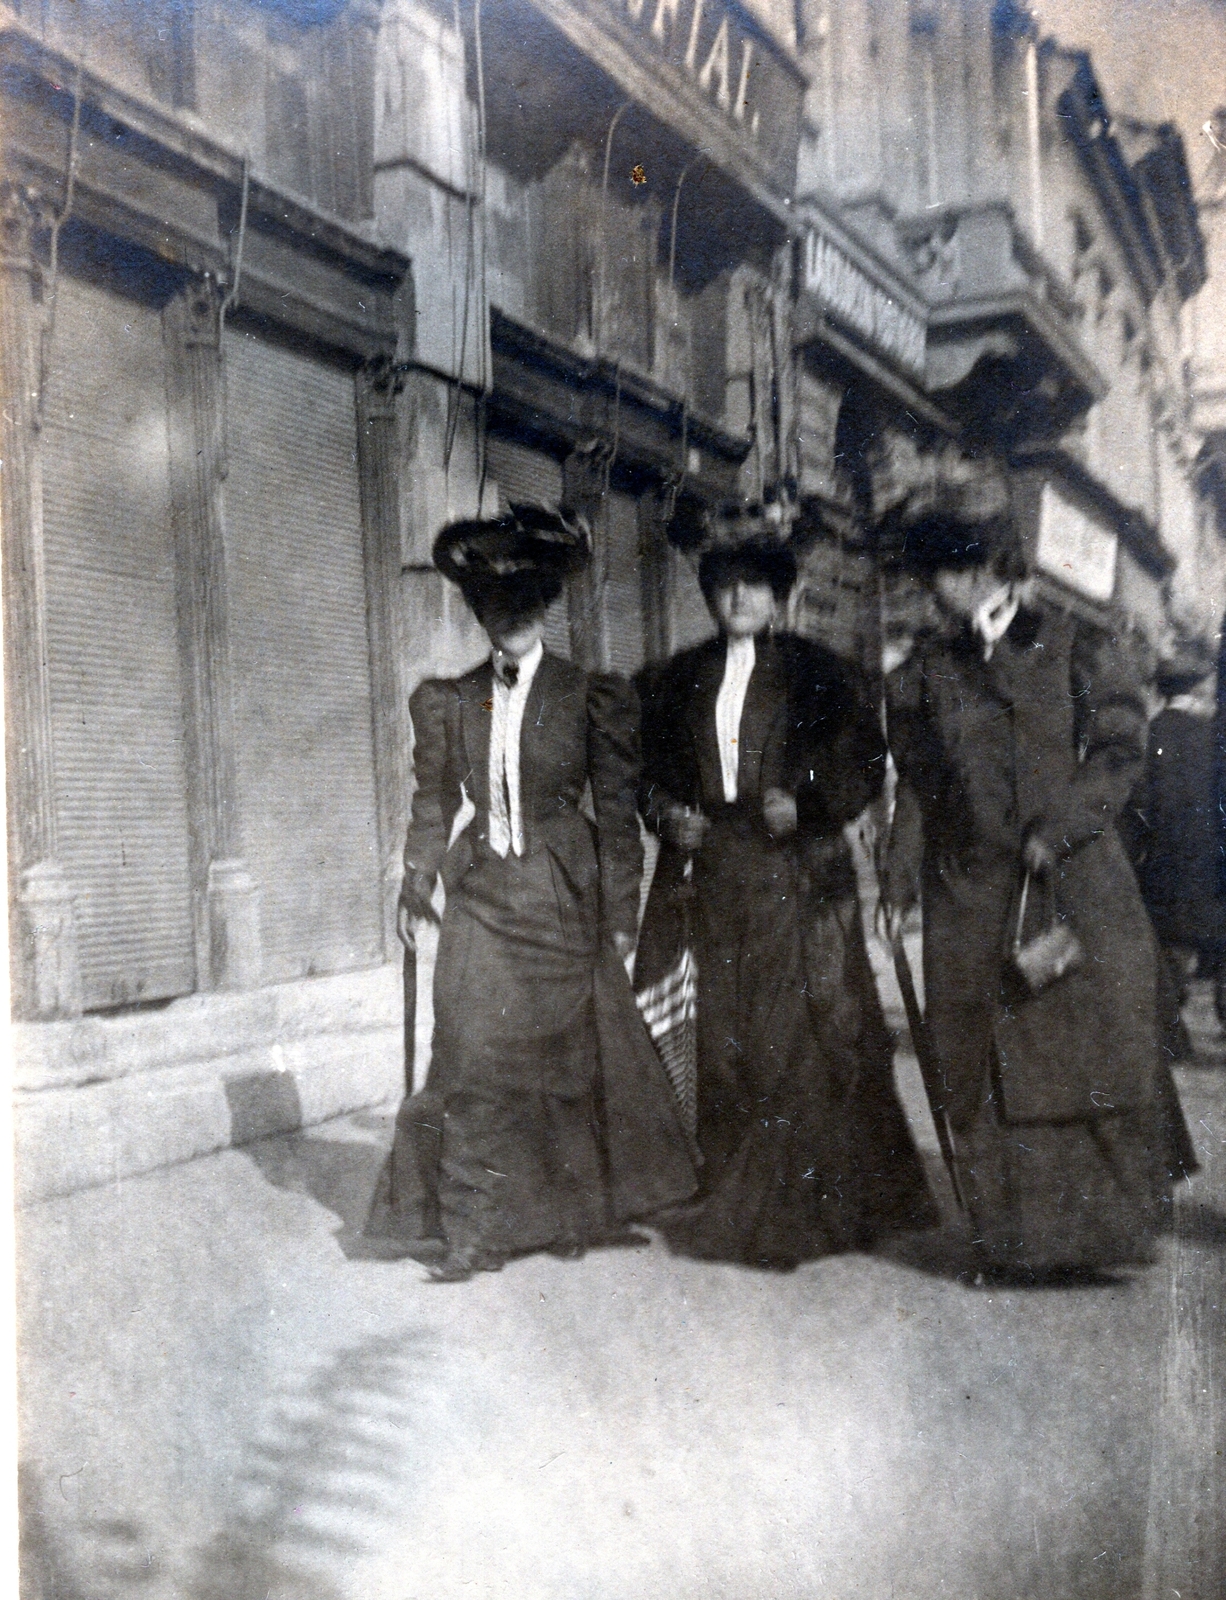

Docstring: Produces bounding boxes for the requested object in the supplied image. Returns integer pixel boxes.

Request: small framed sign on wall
[1035,479,1119,604]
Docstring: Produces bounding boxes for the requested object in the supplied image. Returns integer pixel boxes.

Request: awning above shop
[791,209,951,432]
[488,307,750,495]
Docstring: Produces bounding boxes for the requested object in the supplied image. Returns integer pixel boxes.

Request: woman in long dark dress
[370,507,695,1280]
[882,514,1197,1276]
[635,520,934,1268]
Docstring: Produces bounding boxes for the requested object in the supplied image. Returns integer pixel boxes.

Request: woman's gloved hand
[662,805,710,853]
[762,787,798,838]
[1022,833,1059,877]
[397,868,440,950]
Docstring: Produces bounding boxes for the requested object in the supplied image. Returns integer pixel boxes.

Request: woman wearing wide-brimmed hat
[634,501,934,1268]
[881,507,1197,1277]
[370,505,695,1281]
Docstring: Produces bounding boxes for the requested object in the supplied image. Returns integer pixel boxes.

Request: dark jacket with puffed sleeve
[404,651,643,942]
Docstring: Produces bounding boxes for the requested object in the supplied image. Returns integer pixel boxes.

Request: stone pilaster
[162,275,261,990]
[1,180,83,1019]
[356,354,411,957]
[636,489,674,664]
[562,443,611,671]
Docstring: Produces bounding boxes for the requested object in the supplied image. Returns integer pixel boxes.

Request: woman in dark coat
[635,518,934,1268]
[883,515,1196,1276]
[372,507,695,1280]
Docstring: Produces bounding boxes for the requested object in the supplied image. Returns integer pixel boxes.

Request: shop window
[526,144,660,374]
[143,0,197,109]
[13,0,195,109]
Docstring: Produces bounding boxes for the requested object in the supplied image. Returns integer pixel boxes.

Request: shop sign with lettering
[1035,482,1118,603]
[595,0,805,192]
[802,228,927,379]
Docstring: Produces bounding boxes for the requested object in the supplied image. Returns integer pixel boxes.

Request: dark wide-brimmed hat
[869,435,1025,576]
[433,504,591,612]
[1155,642,1215,698]
[698,535,797,603]
[667,494,799,602]
[885,512,1025,579]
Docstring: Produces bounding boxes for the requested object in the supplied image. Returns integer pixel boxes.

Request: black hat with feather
[433,503,591,616]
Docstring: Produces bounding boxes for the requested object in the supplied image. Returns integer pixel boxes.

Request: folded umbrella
[634,855,699,1145]
[890,928,965,1212]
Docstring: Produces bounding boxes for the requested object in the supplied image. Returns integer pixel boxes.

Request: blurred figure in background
[1218,609,1226,1016]
[1125,647,1226,1042]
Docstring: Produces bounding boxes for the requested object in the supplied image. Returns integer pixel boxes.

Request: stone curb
[13,966,406,1208]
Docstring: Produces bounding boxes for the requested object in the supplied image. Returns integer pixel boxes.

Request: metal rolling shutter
[597,490,645,677]
[41,277,196,1010]
[484,434,571,658]
[669,547,717,653]
[223,329,382,983]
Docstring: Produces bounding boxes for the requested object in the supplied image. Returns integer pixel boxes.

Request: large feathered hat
[667,491,799,601]
[869,435,1023,574]
[433,503,591,611]
[886,511,1022,575]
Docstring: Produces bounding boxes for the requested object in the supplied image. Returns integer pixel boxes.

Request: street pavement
[17,986,1225,1600]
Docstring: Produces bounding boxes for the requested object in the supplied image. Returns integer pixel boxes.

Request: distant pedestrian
[368,506,695,1280]
[1217,608,1226,1009]
[1127,650,1226,1039]
[882,512,1197,1277]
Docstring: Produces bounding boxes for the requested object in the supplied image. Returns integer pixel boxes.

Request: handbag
[1011,868,1084,995]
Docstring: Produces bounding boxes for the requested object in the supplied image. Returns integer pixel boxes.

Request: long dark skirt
[656,814,932,1268]
[394,844,607,1256]
[957,1050,1198,1272]
[800,852,938,1240]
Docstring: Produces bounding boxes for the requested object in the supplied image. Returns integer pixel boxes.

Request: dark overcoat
[886,604,1159,1131]
[1128,707,1226,953]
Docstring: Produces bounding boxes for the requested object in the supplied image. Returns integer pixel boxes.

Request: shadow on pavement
[19,1462,171,1600]
[873,1225,1135,1289]
[239,1116,396,1261]
[183,1328,436,1600]
[1167,1199,1226,1246]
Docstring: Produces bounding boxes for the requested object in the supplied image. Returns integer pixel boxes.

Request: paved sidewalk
[17,991,1225,1600]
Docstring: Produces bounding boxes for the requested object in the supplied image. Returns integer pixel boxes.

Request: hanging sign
[542,0,806,193]
[802,228,927,379]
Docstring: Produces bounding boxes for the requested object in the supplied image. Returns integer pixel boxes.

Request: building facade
[784,0,1215,670]
[2,0,413,1197]
[373,0,811,692]
[4,0,1219,1202]
[1187,107,1226,591]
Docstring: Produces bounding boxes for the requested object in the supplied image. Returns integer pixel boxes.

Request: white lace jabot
[714,635,756,803]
